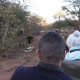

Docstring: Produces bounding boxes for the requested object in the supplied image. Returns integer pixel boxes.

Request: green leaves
[53,19,78,30]
[0,2,21,56]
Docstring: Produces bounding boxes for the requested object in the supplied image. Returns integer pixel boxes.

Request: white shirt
[65,46,80,60]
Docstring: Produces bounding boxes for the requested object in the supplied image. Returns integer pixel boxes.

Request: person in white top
[65,30,80,60]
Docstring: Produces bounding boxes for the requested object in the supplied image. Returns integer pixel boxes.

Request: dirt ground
[0,34,42,80]
[0,32,79,80]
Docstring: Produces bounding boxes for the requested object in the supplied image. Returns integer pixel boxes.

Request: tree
[53,10,65,21]
[0,0,32,57]
[0,0,6,6]
[62,0,80,29]
[0,5,21,56]
[5,2,30,24]
[27,14,43,35]
[0,0,26,57]
[53,20,66,32]
[53,19,78,32]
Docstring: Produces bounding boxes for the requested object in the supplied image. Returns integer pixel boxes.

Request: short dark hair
[38,32,65,64]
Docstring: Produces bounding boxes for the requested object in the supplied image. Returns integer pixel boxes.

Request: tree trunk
[59,27,60,33]
[2,19,9,57]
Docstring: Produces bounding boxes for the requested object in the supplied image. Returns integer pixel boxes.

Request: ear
[36,49,40,59]
[62,51,66,61]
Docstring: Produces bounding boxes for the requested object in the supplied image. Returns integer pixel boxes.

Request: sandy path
[0,35,41,80]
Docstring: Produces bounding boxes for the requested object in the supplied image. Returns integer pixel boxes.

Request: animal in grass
[25,36,34,44]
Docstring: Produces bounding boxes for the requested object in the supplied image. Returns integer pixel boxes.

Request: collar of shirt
[37,62,63,72]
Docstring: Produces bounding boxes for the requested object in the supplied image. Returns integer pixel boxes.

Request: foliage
[27,14,43,35]
[0,2,22,56]
[28,14,43,24]
[0,0,44,57]
[53,10,65,21]
[53,19,78,32]
[62,0,80,20]
[9,3,30,24]
[62,0,80,29]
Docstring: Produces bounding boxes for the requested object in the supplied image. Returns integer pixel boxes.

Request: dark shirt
[10,62,74,80]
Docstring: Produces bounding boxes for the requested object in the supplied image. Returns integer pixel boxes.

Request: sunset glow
[28,0,63,23]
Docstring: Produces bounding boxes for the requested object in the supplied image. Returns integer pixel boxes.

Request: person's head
[67,30,80,48]
[36,32,66,66]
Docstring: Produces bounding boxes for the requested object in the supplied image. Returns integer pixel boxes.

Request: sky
[27,0,64,23]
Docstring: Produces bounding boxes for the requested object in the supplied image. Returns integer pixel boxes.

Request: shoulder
[62,73,74,80]
[10,66,36,80]
[15,66,29,72]
[14,66,36,74]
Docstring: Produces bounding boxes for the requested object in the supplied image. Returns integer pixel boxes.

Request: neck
[40,60,62,66]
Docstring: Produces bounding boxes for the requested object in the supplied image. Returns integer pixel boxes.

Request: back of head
[73,30,80,37]
[38,32,65,64]
[67,30,80,48]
